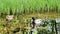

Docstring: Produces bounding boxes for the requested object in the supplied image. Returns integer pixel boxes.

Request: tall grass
[0,0,60,15]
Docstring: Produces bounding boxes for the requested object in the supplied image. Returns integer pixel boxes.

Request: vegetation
[0,0,60,15]
[0,0,60,34]
[0,13,60,34]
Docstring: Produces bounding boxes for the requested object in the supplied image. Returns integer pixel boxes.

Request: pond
[0,13,60,34]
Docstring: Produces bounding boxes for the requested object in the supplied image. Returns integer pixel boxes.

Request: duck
[31,17,43,28]
[6,15,13,21]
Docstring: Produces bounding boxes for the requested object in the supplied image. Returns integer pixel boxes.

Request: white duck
[6,15,13,21]
[31,17,43,28]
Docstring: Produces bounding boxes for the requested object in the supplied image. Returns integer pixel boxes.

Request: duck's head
[32,17,35,20]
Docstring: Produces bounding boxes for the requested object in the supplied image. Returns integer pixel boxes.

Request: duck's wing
[35,19,42,24]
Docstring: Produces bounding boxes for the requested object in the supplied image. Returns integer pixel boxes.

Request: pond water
[30,18,60,34]
[56,18,60,23]
[0,13,60,34]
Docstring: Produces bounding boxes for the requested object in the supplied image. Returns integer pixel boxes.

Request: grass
[0,0,60,14]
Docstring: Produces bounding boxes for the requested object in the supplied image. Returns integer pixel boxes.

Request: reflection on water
[56,18,60,23]
[30,19,60,34]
